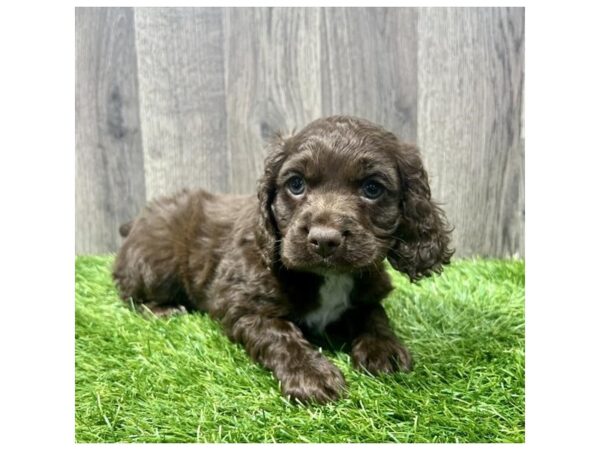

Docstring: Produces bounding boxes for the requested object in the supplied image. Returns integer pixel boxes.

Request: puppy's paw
[351,334,413,375]
[280,356,346,404]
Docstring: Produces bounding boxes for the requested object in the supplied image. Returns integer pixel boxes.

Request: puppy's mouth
[284,256,354,276]
[303,255,349,274]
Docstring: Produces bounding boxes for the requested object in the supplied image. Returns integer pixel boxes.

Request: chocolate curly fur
[113,116,453,403]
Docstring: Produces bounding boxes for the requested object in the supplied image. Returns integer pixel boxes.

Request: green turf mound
[75,256,524,443]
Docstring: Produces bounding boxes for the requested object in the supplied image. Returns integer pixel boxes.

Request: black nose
[308,226,342,258]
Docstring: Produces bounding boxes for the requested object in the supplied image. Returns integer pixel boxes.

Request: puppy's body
[113,116,453,403]
[114,188,394,340]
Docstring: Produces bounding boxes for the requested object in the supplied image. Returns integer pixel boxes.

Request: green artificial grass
[75,256,524,443]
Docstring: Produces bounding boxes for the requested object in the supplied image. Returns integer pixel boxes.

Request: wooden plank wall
[75,7,525,258]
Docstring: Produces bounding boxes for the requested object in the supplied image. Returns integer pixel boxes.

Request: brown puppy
[113,115,453,403]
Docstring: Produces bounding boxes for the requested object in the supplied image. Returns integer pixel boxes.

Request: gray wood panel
[75,7,146,254]
[134,7,230,198]
[320,7,418,142]
[223,7,417,195]
[417,7,525,258]
[222,8,269,195]
[224,8,323,194]
[75,7,525,258]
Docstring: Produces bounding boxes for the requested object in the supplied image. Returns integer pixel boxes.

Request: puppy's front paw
[280,356,346,404]
[351,334,413,375]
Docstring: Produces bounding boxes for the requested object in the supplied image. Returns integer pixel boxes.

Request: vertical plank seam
[222,8,234,195]
[416,5,423,155]
[316,8,324,118]
[219,7,233,194]
[131,7,148,203]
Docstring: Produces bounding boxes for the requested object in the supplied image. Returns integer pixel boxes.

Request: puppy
[113,115,453,403]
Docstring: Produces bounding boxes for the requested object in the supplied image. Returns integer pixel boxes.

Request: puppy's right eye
[286,176,306,196]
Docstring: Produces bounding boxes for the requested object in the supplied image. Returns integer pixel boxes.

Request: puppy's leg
[349,304,413,374]
[113,229,191,316]
[228,314,346,404]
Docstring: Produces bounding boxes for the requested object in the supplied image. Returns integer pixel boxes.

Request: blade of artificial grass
[75,256,524,443]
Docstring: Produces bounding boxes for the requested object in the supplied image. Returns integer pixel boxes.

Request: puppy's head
[256,116,453,281]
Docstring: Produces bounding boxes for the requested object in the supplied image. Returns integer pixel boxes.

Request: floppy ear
[255,132,290,268]
[387,143,454,281]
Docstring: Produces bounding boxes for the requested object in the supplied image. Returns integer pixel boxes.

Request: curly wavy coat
[113,115,453,403]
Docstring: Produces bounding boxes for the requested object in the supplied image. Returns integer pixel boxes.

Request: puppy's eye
[361,180,385,200]
[287,176,306,196]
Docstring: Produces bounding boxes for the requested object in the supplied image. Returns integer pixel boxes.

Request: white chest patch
[302,274,354,334]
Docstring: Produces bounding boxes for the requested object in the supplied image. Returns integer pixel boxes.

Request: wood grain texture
[75,7,146,254]
[417,7,525,258]
[75,7,525,257]
[222,8,269,195]
[134,8,229,198]
[320,8,418,142]
[224,8,322,194]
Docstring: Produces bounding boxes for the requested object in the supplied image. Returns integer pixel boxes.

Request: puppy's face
[257,116,453,280]
[270,123,403,274]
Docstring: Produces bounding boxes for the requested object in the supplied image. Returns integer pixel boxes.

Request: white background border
[1,1,599,447]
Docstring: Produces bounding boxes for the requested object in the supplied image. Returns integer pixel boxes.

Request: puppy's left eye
[361,180,385,200]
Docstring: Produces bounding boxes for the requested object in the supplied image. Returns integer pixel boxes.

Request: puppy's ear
[256,132,289,267]
[387,143,454,281]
